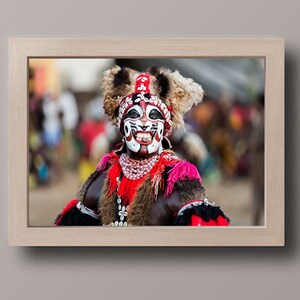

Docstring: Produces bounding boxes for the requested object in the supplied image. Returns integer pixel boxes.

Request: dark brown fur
[113,67,131,87]
[174,179,206,203]
[98,176,116,225]
[126,176,155,225]
[149,66,170,99]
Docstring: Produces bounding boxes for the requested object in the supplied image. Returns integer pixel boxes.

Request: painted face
[123,100,165,155]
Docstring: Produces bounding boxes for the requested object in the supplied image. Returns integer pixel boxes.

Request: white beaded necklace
[119,153,158,180]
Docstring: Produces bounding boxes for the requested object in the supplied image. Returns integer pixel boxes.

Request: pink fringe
[96,153,113,172]
[164,161,202,198]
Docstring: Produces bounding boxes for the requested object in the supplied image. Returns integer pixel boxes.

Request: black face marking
[125,125,129,133]
[150,123,159,134]
[149,109,164,120]
[124,109,140,120]
[132,93,152,103]
[139,125,149,131]
[129,121,138,130]
[131,94,140,101]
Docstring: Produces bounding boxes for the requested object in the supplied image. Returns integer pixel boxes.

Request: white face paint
[123,101,165,155]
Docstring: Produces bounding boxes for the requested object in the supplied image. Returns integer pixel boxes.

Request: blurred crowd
[29,67,118,187]
[28,58,264,225]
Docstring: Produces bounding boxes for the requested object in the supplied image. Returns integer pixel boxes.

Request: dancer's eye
[149,109,164,120]
[125,109,140,119]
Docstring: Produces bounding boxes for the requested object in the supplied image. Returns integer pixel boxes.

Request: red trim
[191,215,229,226]
[55,199,79,225]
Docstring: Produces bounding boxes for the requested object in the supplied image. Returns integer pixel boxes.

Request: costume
[55,66,230,226]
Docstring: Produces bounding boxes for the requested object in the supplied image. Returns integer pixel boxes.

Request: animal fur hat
[102,65,204,136]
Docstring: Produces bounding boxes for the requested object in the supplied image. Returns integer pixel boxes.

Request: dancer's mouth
[133,131,153,144]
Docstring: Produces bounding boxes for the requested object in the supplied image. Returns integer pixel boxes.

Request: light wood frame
[9,38,284,246]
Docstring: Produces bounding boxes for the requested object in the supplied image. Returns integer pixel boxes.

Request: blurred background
[28,58,264,226]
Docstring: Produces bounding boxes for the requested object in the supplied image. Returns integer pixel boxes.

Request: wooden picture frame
[9,38,284,246]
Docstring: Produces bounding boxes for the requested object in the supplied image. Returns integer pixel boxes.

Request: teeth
[135,132,152,142]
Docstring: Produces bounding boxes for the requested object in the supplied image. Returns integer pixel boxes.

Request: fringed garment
[56,151,230,226]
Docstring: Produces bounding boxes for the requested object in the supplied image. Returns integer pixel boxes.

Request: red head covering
[117,73,173,136]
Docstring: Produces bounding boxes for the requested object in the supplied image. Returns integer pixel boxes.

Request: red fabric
[106,154,152,206]
[78,121,106,157]
[107,158,122,195]
[134,73,151,93]
[55,199,78,225]
[106,151,180,206]
[191,215,229,226]
[119,176,145,206]
[216,215,230,226]
[119,152,177,205]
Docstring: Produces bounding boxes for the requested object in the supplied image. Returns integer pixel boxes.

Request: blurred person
[76,95,118,183]
[42,90,62,148]
[172,127,208,167]
[58,88,79,168]
[250,94,264,225]
[171,126,221,184]
[28,67,52,187]
[29,94,45,187]
[55,66,229,226]
[228,103,252,177]
[86,95,119,156]
[193,100,237,180]
[210,127,237,179]
[42,90,63,181]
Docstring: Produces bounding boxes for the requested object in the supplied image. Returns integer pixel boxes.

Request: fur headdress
[102,65,204,136]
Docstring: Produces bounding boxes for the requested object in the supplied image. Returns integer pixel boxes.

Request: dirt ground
[29,170,263,227]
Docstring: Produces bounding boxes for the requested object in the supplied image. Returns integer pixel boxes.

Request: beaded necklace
[119,153,158,180]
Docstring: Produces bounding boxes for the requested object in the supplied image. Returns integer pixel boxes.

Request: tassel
[151,173,162,199]
[164,161,202,198]
[106,160,122,195]
[96,153,116,172]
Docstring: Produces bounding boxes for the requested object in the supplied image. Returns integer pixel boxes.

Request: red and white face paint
[123,100,165,155]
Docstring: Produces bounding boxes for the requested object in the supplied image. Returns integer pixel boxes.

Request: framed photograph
[9,38,284,246]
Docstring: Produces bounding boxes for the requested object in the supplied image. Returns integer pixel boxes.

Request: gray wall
[0,1,296,299]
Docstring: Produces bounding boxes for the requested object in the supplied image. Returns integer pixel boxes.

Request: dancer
[55,66,229,226]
